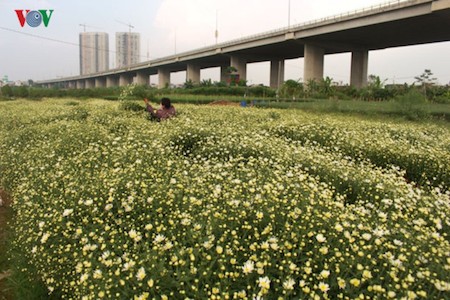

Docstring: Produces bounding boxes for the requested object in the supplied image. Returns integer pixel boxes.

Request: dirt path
[0,189,13,300]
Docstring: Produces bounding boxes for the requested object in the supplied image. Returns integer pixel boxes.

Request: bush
[12,86,29,98]
[433,95,450,104]
[119,101,145,112]
[1,85,13,98]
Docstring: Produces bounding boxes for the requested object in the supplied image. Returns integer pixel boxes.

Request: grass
[251,99,450,122]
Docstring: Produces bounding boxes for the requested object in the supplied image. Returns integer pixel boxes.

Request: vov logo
[15,10,54,27]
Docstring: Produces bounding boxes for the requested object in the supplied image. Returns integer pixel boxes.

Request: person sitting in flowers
[144,97,176,121]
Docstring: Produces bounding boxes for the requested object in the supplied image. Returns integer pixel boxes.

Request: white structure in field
[116,32,141,68]
[79,32,109,75]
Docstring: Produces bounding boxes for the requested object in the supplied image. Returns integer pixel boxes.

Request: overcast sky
[1,0,449,85]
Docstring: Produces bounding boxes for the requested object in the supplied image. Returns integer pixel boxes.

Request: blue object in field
[240,100,247,107]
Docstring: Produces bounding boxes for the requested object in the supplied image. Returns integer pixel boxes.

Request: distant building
[116,32,140,68]
[79,32,109,75]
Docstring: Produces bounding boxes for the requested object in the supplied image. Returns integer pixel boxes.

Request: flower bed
[0,99,449,299]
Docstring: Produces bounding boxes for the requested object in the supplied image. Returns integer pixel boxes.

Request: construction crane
[79,23,102,32]
[115,20,134,33]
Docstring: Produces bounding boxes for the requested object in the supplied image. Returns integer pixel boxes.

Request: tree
[224,66,239,86]
[1,85,13,98]
[319,76,335,97]
[414,69,437,99]
[224,66,238,74]
[279,79,302,99]
[358,75,392,101]
[367,75,386,89]
[414,69,437,86]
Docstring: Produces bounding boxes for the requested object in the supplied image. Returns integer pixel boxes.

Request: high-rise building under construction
[116,32,140,68]
[79,32,109,75]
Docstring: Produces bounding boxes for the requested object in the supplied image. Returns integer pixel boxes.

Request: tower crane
[115,20,134,33]
[79,23,102,32]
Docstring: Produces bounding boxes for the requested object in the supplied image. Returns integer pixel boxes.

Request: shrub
[119,101,145,112]
[1,85,13,98]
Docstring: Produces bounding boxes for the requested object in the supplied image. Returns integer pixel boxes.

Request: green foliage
[183,79,195,89]
[358,75,393,101]
[368,74,386,89]
[224,66,238,74]
[200,79,213,87]
[395,89,430,120]
[14,86,29,98]
[9,75,449,105]
[319,76,335,97]
[213,81,228,87]
[132,85,154,99]
[1,85,13,98]
[279,79,303,99]
[8,231,61,300]
[165,85,275,98]
[118,101,145,112]
[433,95,450,104]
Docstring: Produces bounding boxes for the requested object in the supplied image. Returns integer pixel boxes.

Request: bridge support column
[119,74,134,86]
[304,44,324,84]
[68,81,76,89]
[76,80,85,89]
[350,50,369,88]
[106,76,119,88]
[136,71,149,86]
[230,56,247,81]
[85,79,95,88]
[158,68,170,89]
[95,77,106,88]
[270,60,285,89]
[187,63,201,84]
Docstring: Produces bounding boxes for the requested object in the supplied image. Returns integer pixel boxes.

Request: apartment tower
[79,32,109,75]
[116,32,140,68]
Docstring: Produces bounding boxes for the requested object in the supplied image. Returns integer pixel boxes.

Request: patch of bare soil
[208,100,240,106]
[0,188,13,300]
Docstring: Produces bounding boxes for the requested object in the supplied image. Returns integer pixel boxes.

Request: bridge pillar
[270,60,285,89]
[106,76,119,88]
[187,63,201,84]
[350,50,369,88]
[136,71,149,86]
[158,68,170,89]
[95,77,106,88]
[304,44,324,84]
[76,80,85,89]
[119,73,134,86]
[85,79,95,89]
[68,81,76,89]
[230,56,247,81]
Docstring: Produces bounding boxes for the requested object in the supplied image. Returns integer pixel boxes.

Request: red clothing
[146,104,176,120]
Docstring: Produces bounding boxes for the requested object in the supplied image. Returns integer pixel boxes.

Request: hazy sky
[1,0,449,85]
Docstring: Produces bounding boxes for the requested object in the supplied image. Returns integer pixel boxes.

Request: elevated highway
[37,0,450,89]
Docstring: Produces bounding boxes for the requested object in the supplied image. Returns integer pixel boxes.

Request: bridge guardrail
[155,0,428,60]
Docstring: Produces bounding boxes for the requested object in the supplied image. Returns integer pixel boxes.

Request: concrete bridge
[37,0,450,89]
